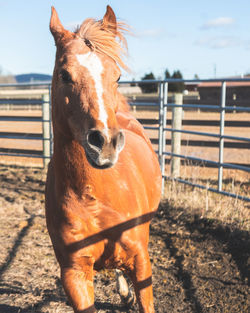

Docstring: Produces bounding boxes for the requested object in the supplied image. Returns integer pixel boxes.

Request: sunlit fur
[75,18,129,70]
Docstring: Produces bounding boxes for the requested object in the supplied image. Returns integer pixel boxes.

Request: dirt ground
[0,165,249,313]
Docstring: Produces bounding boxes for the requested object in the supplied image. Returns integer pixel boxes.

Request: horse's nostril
[112,132,123,148]
[112,137,117,148]
[87,130,105,150]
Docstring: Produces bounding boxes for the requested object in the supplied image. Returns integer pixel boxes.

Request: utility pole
[214,64,217,78]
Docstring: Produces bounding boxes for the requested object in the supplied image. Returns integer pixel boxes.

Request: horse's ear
[102,5,117,36]
[50,7,73,44]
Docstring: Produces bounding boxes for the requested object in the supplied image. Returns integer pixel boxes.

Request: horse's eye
[61,70,73,84]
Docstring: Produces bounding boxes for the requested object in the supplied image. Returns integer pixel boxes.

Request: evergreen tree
[139,72,158,93]
[164,69,171,79]
[165,69,184,92]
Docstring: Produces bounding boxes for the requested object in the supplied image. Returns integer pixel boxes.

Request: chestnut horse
[46,5,161,313]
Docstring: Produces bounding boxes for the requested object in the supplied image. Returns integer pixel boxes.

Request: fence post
[42,93,50,167]
[158,82,165,195]
[160,82,168,195]
[218,81,226,191]
[158,83,163,160]
[171,93,183,178]
[48,86,53,158]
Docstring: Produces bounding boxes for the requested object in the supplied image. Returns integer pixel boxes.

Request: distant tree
[139,72,158,93]
[164,69,171,79]
[168,70,184,93]
[194,73,199,80]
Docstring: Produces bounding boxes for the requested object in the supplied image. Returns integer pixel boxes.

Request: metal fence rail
[120,78,250,202]
[0,82,52,167]
[0,79,250,201]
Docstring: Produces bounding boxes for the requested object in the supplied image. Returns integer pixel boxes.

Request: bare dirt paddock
[0,165,249,313]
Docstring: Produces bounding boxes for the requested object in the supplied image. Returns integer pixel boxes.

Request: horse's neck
[52,134,89,195]
[117,93,130,112]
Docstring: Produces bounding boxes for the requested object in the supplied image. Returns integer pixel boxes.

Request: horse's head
[50,6,128,169]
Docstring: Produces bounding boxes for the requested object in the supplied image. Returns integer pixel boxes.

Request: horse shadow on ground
[151,202,204,312]
[0,281,67,313]
[0,216,35,282]
[152,200,250,310]
[185,214,249,284]
[0,304,21,313]
[0,279,132,313]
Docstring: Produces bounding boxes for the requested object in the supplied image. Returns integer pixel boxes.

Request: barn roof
[198,81,250,88]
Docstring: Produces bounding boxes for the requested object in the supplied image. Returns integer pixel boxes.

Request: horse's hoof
[115,269,135,308]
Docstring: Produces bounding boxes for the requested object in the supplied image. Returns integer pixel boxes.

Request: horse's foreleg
[61,266,96,313]
[129,250,155,313]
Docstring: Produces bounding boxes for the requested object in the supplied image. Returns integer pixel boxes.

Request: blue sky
[0,0,249,80]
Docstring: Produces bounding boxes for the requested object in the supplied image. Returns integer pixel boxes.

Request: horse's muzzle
[84,128,125,169]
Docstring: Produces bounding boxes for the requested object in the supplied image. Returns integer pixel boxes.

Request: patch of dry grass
[163,178,250,231]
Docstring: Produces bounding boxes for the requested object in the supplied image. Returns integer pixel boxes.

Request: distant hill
[15,73,52,83]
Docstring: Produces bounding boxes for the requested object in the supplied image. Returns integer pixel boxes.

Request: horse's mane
[75,18,129,70]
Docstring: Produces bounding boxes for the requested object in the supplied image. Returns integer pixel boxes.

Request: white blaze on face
[76,52,108,130]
